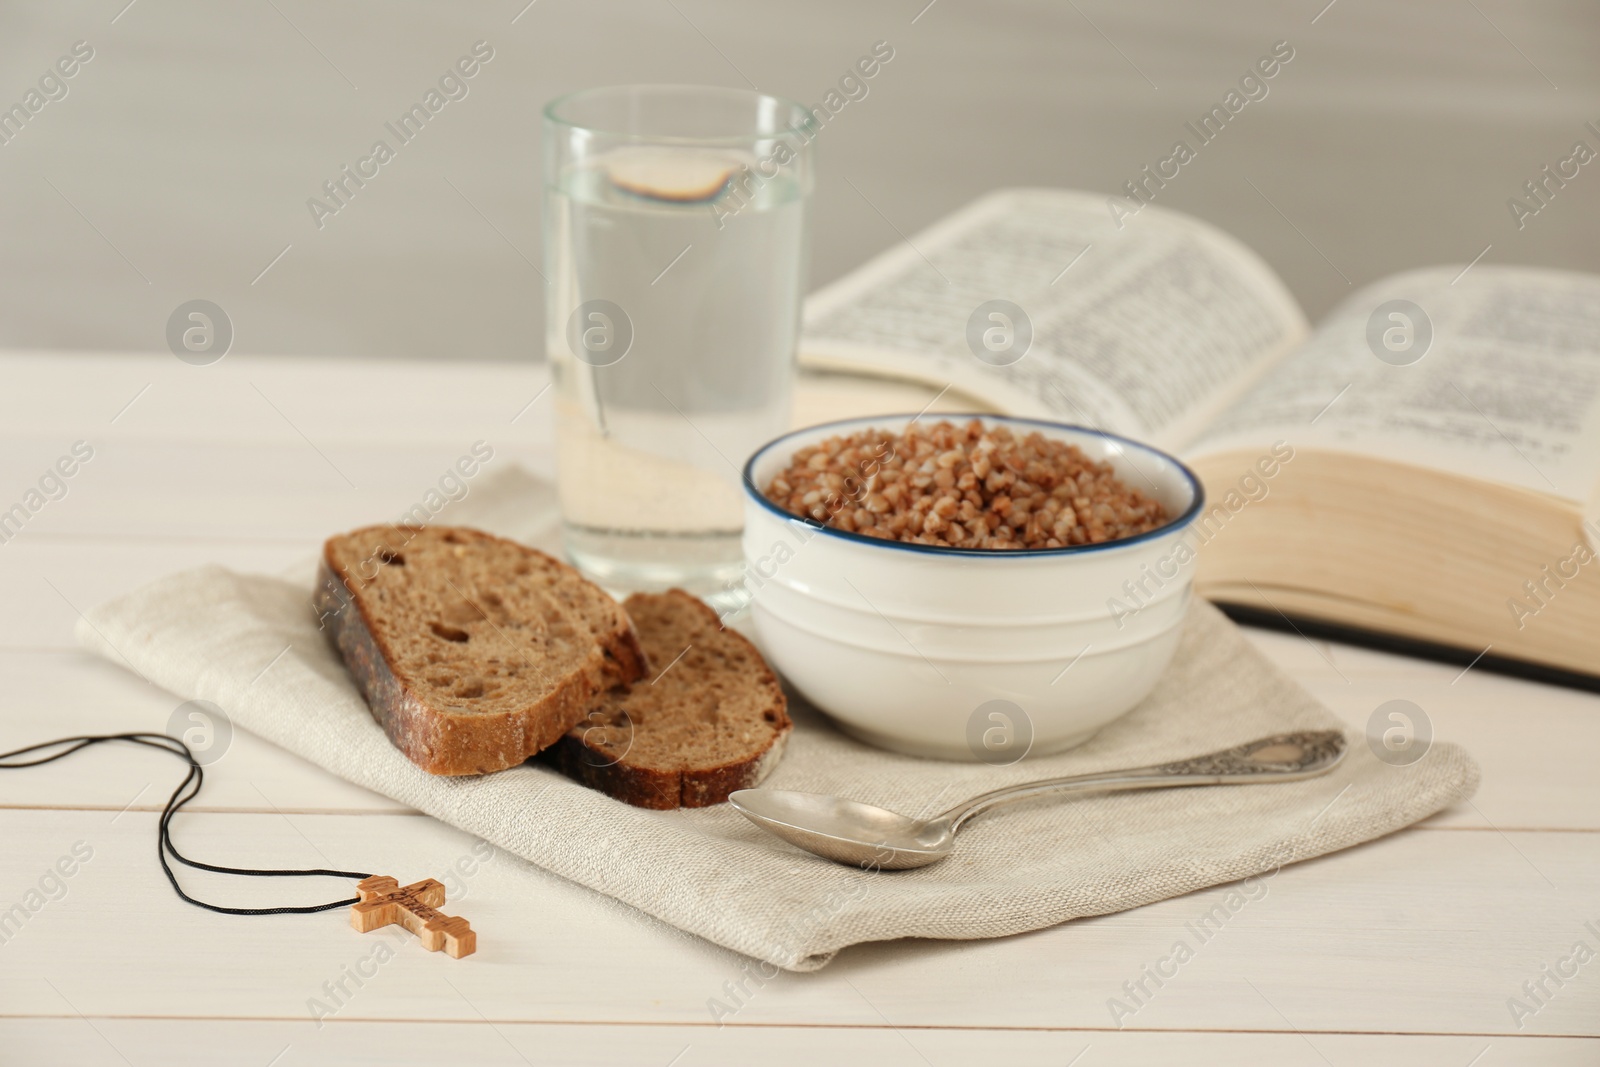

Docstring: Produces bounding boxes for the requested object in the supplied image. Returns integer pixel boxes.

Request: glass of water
[543,85,814,608]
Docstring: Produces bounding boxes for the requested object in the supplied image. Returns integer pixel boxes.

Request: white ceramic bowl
[739,414,1206,761]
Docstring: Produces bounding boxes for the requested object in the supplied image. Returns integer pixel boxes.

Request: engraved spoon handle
[941,731,1346,832]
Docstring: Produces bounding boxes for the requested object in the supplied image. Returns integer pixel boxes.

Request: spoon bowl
[729,789,957,869]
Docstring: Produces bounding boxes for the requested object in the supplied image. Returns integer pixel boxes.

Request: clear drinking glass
[543,85,814,609]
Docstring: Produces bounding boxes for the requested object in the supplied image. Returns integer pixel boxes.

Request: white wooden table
[1,351,1595,1066]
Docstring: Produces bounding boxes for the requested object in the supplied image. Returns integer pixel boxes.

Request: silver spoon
[730,730,1346,869]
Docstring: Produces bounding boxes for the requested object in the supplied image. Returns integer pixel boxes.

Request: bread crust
[544,590,792,808]
[316,525,646,776]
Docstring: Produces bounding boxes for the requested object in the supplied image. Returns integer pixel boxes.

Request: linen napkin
[75,468,1479,971]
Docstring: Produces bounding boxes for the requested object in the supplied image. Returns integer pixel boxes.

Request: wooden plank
[0,1018,1589,1067]
[0,438,555,543]
[1242,630,1600,831]
[0,351,551,446]
[0,408,958,545]
[0,810,1594,1037]
[0,351,966,451]
[0,352,555,547]
[0,541,312,649]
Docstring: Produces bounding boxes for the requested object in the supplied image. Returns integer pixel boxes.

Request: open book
[800,189,1600,686]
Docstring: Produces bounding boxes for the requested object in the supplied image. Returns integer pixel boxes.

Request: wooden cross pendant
[350,875,476,959]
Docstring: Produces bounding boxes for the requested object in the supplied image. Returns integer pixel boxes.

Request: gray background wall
[1,0,1596,361]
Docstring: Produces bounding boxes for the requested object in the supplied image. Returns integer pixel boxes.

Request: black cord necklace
[0,732,372,915]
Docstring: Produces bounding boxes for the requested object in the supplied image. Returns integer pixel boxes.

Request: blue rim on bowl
[741,413,1207,558]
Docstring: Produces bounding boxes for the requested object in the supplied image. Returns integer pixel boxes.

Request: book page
[801,188,1309,451]
[1191,265,1600,505]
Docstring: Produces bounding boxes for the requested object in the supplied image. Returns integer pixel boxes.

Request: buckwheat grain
[763,420,1169,549]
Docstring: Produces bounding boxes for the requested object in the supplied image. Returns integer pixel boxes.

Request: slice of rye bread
[316,525,647,776]
[544,590,792,809]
